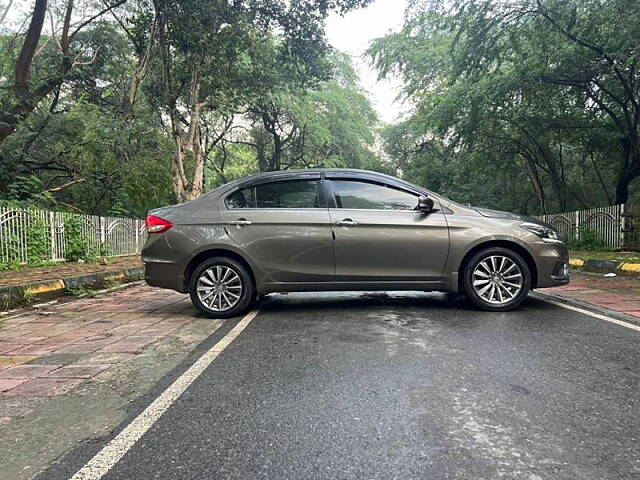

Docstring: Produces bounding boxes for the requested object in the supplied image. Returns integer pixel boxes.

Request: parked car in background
[142,169,569,318]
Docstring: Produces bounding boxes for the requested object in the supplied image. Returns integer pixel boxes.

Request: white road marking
[69,308,261,480]
[536,294,640,333]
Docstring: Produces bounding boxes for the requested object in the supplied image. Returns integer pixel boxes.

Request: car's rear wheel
[463,247,531,311]
[189,257,255,318]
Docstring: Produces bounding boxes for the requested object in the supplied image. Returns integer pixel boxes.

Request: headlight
[520,222,560,241]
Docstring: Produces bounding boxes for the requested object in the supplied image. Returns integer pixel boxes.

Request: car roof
[232,168,386,179]
[224,168,417,187]
[188,168,452,208]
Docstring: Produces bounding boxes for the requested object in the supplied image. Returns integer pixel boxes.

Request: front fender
[443,217,540,292]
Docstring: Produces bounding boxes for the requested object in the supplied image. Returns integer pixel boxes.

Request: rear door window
[226,187,255,209]
[226,180,323,209]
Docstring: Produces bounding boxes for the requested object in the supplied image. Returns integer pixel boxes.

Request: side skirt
[260,281,448,294]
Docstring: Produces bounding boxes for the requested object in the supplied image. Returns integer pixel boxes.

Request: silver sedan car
[142,169,569,318]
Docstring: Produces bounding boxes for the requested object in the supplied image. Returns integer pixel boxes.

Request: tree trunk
[615,165,640,205]
[0,64,71,143]
[258,108,283,171]
[588,150,613,204]
[187,123,205,200]
[255,131,270,171]
[168,70,206,203]
[539,144,567,211]
[0,0,49,143]
[271,134,282,171]
[126,11,160,111]
[547,170,568,211]
[523,155,548,214]
[14,0,47,98]
[170,143,187,202]
[615,139,640,205]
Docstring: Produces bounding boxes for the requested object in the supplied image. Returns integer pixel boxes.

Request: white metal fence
[535,204,625,248]
[0,203,632,265]
[0,206,146,265]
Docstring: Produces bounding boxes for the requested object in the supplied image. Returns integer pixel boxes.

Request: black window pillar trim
[321,173,338,209]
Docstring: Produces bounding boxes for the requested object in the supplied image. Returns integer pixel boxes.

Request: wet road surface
[42,292,640,479]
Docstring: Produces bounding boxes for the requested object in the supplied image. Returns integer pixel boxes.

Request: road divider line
[69,308,261,480]
[537,295,640,332]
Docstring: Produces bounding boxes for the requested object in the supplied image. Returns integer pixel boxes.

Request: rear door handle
[229,219,252,226]
[336,219,358,227]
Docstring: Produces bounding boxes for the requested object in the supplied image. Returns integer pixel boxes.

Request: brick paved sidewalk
[0,284,202,397]
[0,255,142,287]
[540,271,640,318]
[0,283,222,480]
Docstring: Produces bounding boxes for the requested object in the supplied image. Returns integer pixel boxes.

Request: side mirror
[417,195,434,213]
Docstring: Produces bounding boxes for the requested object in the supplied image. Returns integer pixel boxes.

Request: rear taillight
[145,214,173,233]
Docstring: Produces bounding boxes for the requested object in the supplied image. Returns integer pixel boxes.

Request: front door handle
[336,219,359,227]
[229,219,252,226]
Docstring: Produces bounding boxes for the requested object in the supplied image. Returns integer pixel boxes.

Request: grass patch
[569,250,640,263]
[0,257,112,272]
[0,260,61,271]
[64,284,98,297]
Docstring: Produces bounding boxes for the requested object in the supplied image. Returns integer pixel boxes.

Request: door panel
[330,209,450,281]
[220,179,334,283]
[326,179,450,281]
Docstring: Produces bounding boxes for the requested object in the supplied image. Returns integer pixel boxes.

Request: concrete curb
[533,291,640,328]
[0,266,144,312]
[569,257,640,277]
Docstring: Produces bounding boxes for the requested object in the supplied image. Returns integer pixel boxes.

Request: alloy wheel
[472,255,523,305]
[196,265,243,312]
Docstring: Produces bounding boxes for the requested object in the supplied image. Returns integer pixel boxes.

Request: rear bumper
[144,262,187,292]
[142,231,190,293]
[535,241,570,288]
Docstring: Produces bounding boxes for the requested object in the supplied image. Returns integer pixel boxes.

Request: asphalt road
[42,292,640,480]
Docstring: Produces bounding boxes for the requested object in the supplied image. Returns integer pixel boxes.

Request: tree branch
[69,0,128,42]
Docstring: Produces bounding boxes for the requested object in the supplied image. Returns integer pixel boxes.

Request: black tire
[462,247,531,312]
[189,256,255,318]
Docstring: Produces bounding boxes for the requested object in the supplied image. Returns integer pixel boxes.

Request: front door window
[332,180,418,210]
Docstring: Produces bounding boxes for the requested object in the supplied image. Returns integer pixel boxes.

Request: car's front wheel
[189,257,255,318]
[463,247,531,311]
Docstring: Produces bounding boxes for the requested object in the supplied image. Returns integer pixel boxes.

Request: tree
[0,0,381,217]
[0,0,128,143]
[208,52,381,185]
[126,0,373,203]
[369,0,640,212]
[0,23,174,216]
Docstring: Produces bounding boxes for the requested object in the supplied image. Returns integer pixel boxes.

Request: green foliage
[0,259,21,271]
[0,259,58,271]
[3,176,54,206]
[64,283,96,297]
[64,215,98,262]
[3,0,640,220]
[369,0,640,213]
[0,213,50,270]
[25,216,49,263]
[566,228,616,251]
[21,290,35,307]
[205,51,382,184]
[0,1,381,213]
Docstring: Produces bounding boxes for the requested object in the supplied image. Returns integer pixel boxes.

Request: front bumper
[534,241,570,288]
